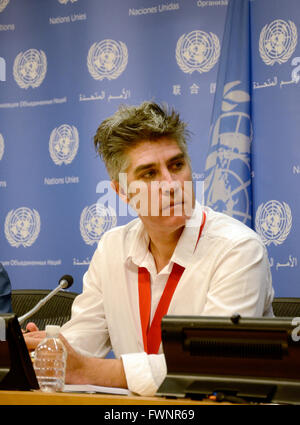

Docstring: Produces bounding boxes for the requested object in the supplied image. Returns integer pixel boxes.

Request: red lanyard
[138,212,206,354]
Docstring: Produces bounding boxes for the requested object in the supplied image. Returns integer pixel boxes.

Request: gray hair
[94,101,190,180]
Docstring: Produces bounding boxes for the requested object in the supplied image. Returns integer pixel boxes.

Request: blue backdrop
[0,0,299,298]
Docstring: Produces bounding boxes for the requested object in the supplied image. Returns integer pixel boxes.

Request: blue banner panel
[0,0,299,298]
[251,0,300,296]
[0,0,227,293]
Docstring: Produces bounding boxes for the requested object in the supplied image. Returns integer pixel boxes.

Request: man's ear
[111,180,129,204]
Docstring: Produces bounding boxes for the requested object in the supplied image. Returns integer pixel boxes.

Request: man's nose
[160,167,174,183]
[159,169,181,195]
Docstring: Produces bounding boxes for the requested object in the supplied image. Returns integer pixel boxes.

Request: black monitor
[157,315,300,404]
[0,314,39,390]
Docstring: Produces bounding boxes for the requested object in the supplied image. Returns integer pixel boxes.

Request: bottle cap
[45,325,61,338]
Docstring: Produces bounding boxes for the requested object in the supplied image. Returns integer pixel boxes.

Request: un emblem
[255,200,292,246]
[0,0,9,13]
[87,39,128,80]
[0,133,4,161]
[204,81,252,227]
[49,124,79,165]
[4,207,41,248]
[80,203,117,246]
[259,19,297,66]
[176,30,220,74]
[13,49,47,89]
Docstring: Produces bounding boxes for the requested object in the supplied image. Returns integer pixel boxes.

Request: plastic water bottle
[34,325,67,392]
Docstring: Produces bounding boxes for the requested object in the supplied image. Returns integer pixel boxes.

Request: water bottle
[34,325,67,392]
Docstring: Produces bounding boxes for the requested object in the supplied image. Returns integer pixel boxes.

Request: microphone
[18,274,74,326]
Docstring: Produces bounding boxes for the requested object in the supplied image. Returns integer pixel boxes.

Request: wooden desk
[0,390,226,405]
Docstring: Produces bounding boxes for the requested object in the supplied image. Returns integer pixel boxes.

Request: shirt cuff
[121,352,167,397]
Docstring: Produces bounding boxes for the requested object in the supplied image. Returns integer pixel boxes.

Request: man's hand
[24,329,128,389]
[25,322,39,332]
[23,329,46,351]
[59,334,128,389]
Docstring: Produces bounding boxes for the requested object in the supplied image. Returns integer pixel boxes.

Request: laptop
[157,315,300,404]
[0,314,39,390]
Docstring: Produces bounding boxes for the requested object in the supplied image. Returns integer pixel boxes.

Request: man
[0,263,12,313]
[25,101,274,396]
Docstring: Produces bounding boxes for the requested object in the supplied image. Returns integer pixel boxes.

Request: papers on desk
[63,384,130,396]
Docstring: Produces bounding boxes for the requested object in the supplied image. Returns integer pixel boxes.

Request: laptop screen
[0,314,39,390]
[157,315,300,404]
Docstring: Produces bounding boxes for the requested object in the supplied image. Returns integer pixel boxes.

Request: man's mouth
[161,201,184,211]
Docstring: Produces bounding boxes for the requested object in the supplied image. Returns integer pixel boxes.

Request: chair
[11,289,78,330]
[272,297,300,318]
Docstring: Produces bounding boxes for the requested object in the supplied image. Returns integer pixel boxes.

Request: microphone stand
[18,277,73,326]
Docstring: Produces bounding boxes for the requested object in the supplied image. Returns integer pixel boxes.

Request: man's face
[117,138,195,231]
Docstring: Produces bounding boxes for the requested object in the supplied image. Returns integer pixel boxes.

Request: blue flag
[204,0,253,228]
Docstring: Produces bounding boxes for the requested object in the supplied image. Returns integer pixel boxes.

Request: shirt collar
[126,220,150,267]
[170,201,203,268]
[126,201,204,270]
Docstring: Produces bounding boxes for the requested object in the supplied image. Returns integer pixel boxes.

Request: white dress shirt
[61,202,274,396]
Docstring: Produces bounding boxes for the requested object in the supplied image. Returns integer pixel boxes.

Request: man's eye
[171,161,185,171]
[141,170,156,179]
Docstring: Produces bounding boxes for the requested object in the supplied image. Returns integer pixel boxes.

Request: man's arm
[24,330,128,389]
[60,334,128,388]
[202,236,274,316]
[23,328,45,351]
[24,329,165,395]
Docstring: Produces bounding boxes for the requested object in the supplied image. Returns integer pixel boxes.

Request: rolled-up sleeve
[121,352,167,396]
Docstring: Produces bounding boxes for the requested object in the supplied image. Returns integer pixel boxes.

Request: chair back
[272,297,300,318]
[11,289,78,330]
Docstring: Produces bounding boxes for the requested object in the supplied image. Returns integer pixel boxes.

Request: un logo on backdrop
[4,207,41,247]
[204,81,252,225]
[80,203,117,246]
[87,39,128,80]
[13,49,47,89]
[0,133,4,161]
[255,200,292,246]
[49,124,79,165]
[259,19,297,66]
[0,0,9,12]
[176,30,220,74]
